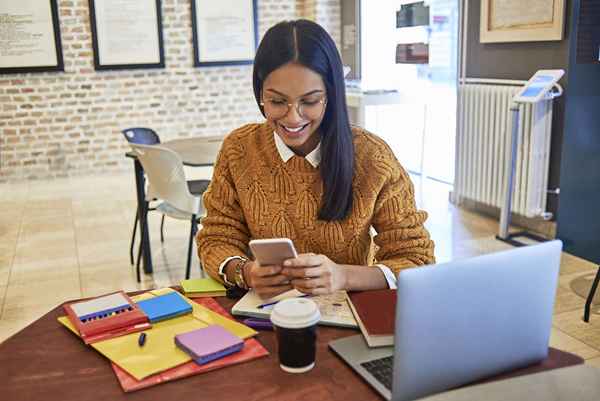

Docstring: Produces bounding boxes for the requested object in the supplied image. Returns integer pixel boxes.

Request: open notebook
[232,289,357,328]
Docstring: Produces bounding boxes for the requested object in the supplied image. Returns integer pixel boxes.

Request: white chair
[129,143,206,281]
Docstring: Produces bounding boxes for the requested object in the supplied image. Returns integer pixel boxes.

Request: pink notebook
[175,325,244,365]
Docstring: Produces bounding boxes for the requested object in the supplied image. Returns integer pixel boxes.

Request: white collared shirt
[273,131,321,167]
[216,132,397,289]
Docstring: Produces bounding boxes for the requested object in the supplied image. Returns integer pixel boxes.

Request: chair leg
[129,208,139,266]
[185,215,198,280]
[135,230,143,283]
[584,266,600,322]
[160,215,165,243]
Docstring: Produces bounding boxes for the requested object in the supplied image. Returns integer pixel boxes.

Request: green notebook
[181,277,227,298]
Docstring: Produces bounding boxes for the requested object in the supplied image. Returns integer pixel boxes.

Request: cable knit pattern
[197,122,435,283]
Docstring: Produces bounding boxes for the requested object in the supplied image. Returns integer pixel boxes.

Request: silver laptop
[330,240,562,401]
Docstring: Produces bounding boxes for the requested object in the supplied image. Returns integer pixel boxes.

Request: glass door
[359,0,459,184]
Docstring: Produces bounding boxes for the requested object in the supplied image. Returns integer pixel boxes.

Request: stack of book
[175,325,244,365]
[346,289,396,347]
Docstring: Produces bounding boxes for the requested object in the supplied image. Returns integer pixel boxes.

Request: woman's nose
[282,103,305,124]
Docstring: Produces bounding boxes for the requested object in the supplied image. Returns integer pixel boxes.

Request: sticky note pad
[181,278,226,298]
[175,325,244,365]
[137,292,192,323]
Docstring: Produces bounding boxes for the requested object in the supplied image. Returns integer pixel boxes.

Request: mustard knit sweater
[196,123,435,282]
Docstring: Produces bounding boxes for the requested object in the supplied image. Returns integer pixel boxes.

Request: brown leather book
[346,289,396,347]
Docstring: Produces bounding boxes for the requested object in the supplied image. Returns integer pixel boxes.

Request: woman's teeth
[282,124,307,133]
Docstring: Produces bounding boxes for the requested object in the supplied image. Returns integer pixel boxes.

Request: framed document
[191,0,258,67]
[480,0,565,43]
[0,0,64,74]
[89,0,165,70]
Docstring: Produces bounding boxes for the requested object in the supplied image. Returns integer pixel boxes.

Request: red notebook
[63,291,151,344]
[347,290,396,347]
[112,297,269,392]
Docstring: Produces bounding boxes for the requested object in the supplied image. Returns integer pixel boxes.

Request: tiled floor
[0,172,599,367]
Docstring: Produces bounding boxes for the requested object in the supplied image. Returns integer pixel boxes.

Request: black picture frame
[0,0,64,74]
[191,0,258,67]
[88,0,165,71]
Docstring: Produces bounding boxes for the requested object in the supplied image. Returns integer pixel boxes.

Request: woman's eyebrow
[265,88,325,97]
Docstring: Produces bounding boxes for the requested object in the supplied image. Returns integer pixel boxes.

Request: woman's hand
[244,260,293,299]
[281,253,347,295]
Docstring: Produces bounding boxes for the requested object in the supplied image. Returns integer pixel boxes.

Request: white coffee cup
[270,298,321,373]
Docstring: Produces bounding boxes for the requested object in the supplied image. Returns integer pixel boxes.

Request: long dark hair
[252,19,354,221]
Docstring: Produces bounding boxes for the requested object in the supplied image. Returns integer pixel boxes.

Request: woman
[197,19,434,299]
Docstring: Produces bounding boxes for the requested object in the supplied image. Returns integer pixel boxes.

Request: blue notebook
[136,292,192,323]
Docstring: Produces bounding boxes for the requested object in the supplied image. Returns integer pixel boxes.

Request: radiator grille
[454,81,553,218]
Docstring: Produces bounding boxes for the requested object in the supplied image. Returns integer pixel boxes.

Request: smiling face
[262,62,327,157]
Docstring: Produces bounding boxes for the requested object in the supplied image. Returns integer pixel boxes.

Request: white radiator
[453,79,554,218]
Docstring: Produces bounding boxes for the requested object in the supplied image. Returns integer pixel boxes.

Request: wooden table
[0,296,584,401]
[125,135,223,274]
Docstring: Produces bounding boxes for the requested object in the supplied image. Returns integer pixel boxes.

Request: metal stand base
[583,266,600,323]
[495,231,549,248]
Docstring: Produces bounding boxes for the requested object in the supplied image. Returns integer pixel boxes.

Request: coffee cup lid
[270,298,321,329]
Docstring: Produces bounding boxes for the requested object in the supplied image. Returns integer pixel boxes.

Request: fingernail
[283,260,291,266]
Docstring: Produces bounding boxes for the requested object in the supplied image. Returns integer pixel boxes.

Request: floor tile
[554,270,599,314]
[549,327,600,359]
[0,182,29,202]
[80,261,148,298]
[77,239,133,267]
[586,357,600,367]
[0,285,6,318]
[2,277,81,319]
[0,244,15,287]
[22,198,72,219]
[553,310,600,351]
[569,269,600,304]
[0,319,26,344]
[560,252,598,276]
[0,201,25,218]
[71,199,130,220]
[12,238,78,269]
[26,178,75,201]
[9,259,79,286]
[0,214,21,242]
[19,214,74,238]
[75,222,132,246]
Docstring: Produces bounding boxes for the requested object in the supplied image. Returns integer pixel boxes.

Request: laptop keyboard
[361,356,394,391]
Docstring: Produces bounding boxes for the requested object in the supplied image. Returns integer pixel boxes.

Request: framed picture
[191,0,258,67]
[0,0,64,74]
[480,0,565,43]
[89,0,165,70]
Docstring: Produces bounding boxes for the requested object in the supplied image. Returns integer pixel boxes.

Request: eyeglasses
[260,95,327,120]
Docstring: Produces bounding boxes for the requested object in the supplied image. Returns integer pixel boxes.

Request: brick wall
[0,0,340,181]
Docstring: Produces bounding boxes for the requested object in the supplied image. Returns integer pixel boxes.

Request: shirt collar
[273,132,321,168]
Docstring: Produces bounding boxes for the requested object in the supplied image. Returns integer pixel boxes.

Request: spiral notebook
[232,289,357,328]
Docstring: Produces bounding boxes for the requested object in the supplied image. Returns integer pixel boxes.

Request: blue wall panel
[557,0,600,263]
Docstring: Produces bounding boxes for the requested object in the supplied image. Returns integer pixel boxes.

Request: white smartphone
[249,238,298,266]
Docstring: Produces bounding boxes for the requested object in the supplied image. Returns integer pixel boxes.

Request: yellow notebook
[59,314,203,380]
[58,290,257,380]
